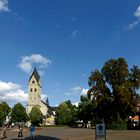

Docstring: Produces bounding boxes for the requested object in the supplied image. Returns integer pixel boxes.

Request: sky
[0,0,140,107]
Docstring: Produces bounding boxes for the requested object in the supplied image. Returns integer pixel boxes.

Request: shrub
[106,119,127,130]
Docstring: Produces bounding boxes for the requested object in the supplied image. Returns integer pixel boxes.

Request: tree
[0,109,4,126]
[0,101,11,125]
[65,100,78,126]
[88,58,140,126]
[78,95,94,127]
[29,106,43,126]
[11,103,28,123]
[56,100,78,126]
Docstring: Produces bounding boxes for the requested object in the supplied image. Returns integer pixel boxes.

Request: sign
[95,123,106,140]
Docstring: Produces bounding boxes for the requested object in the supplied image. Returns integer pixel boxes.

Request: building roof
[41,100,56,116]
[48,108,55,116]
[29,67,40,83]
[41,100,48,106]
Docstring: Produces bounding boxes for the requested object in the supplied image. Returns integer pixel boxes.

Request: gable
[29,75,38,85]
[29,68,40,83]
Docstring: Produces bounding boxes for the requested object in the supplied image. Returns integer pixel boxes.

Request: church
[26,68,55,125]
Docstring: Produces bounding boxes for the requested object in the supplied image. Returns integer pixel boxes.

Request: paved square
[1,127,140,140]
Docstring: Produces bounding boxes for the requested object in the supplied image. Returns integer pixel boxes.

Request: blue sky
[0,0,140,107]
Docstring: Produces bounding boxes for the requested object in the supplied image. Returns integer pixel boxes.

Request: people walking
[30,123,35,139]
[0,124,7,139]
[18,124,23,139]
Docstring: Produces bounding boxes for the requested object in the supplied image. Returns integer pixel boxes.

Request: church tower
[28,68,41,106]
[26,68,55,125]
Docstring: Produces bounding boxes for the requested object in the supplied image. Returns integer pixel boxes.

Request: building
[26,68,55,126]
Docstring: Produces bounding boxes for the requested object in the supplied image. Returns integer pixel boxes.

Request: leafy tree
[78,95,94,127]
[29,106,43,126]
[0,109,4,126]
[56,100,78,126]
[11,103,28,123]
[0,101,11,125]
[88,58,140,126]
[65,100,78,125]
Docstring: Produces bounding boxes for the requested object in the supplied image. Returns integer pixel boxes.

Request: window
[30,88,32,92]
[34,88,37,92]
[32,80,35,83]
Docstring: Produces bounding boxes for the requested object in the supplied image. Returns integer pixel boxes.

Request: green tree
[56,100,78,126]
[0,101,11,125]
[65,100,78,125]
[78,95,94,127]
[0,108,5,126]
[29,106,43,126]
[88,58,140,126]
[11,103,28,123]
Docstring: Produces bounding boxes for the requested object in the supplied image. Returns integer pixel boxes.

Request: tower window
[30,88,32,92]
[34,88,37,92]
[32,80,35,83]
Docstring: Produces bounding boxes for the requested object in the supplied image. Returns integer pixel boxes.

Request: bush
[106,119,127,130]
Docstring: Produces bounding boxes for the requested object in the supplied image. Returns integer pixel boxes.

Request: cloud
[0,0,26,24]
[125,5,140,30]
[38,70,45,76]
[0,0,10,12]
[41,94,48,102]
[126,20,139,30]
[65,86,88,96]
[11,12,25,22]
[19,54,51,73]
[134,5,140,18]
[71,30,79,38]
[81,88,88,95]
[71,86,82,93]
[64,86,88,107]
[0,80,48,106]
[72,102,79,107]
[0,81,28,103]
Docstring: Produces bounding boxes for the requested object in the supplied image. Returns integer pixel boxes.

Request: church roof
[29,68,40,82]
[41,100,56,116]
[41,100,48,106]
[48,108,54,116]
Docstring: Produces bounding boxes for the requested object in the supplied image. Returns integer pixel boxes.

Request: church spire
[29,67,40,83]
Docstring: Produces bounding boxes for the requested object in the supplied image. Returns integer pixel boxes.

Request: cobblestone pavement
[1,127,140,140]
